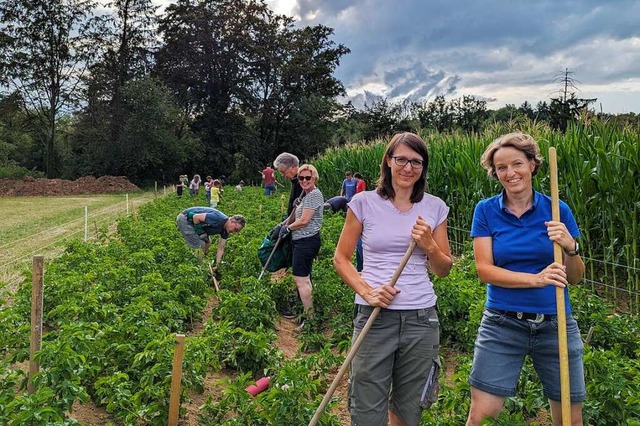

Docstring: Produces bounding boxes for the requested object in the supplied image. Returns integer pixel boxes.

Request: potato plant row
[1,183,638,425]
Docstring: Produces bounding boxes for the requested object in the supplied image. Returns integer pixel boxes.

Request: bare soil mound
[0,176,141,196]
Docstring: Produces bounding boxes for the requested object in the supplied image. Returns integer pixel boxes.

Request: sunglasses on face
[299,175,313,181]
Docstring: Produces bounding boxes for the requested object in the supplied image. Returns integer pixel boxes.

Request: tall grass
[313,119,640,312]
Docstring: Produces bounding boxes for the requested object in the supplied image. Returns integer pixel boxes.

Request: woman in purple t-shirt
[334,132,453,426]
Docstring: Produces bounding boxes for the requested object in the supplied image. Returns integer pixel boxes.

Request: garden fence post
[28,255,44,394]
[126,194,129,215]
[84,206,88,241]
[168,334,186,426]
[155,181,158,197]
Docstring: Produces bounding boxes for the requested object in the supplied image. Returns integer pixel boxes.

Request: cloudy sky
[155,0,640,114]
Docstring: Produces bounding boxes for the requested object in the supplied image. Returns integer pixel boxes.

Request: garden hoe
[549,147,571,425]
[308,240,417,426]
[209,261,221,292]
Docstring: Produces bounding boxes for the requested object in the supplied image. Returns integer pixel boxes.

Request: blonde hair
[297,164,319,181]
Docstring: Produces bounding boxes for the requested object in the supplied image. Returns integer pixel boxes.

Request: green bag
[258,228,291,272]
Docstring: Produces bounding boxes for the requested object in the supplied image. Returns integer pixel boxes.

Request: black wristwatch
[564,241,580,257]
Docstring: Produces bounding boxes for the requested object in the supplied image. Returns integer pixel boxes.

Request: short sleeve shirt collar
[498,189,540,215]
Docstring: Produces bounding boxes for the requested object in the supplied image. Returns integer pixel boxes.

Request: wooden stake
[168,334,186,426]
[549,147,571,425]
[28,255,44,394]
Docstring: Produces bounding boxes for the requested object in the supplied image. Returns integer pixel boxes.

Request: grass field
[0,192,158,290]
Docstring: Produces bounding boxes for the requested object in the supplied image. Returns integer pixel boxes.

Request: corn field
[314,120,640,313]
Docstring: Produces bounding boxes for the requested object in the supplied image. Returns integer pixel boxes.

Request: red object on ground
[245,377,270,396]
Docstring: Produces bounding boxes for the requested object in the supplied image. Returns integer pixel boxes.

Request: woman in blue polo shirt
[466,133,586,426]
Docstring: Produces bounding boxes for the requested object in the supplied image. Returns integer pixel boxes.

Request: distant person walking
[210,180,222,208]
[204,176,213,204]
[262,164,277,196]
[340,171,358,202]
[176,175,186,196]
[189,174,201,196]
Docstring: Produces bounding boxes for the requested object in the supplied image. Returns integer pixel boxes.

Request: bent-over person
[176,207,245,265]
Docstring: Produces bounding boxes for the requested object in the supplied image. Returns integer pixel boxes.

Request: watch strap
[564,241,579,256]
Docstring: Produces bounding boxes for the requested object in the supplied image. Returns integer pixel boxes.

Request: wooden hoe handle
[550,147,571,425]
[308,240,417,426]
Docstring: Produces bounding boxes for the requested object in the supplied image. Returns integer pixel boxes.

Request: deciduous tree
[0,0,102,177]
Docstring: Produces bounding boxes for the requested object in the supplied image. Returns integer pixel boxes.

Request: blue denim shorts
[469,308,586,402]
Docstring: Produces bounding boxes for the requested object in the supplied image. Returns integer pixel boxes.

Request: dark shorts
[469,308,586,402]
[291,233,320,276]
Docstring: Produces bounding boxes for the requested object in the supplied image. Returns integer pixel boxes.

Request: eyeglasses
[299,175,313,181]
[391,156,424,169]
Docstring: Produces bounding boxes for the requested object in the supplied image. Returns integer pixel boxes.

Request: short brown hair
[230,215,246,228]
[481,132,544,178]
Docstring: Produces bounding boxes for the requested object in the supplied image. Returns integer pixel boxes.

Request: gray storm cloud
[289,0,640,112]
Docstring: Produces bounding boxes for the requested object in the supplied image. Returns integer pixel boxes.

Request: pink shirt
[349,190,449,309]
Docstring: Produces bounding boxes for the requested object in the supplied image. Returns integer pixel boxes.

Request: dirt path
[180,314,314,425]
[67,271,351,424]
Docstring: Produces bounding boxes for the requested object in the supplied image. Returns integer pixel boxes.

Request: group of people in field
[176,131,586,426]
[177,174,235,208]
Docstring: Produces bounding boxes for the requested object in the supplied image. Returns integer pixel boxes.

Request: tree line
[0,0,349,185]
[1,0,638,185]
